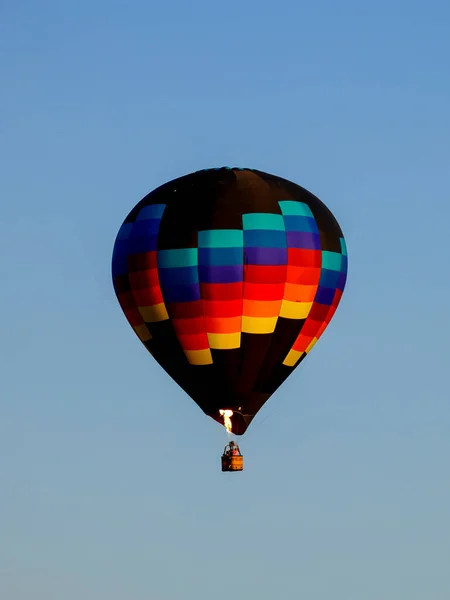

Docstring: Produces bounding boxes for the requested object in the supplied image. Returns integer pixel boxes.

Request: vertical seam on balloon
[304,204,324,311]
[280,203,323,365]
[239,198,288,397]
[314,239,348,342]
[195,231,213,359]
[240,238,246,342]
[277,201,316,323]
[130,205,168,338]
[154,208,196,362]
[241,215,286,334]
[118,221,153,346]
[278,205,290,325]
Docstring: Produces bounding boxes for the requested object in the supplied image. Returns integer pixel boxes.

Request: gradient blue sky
[1,1,450,598]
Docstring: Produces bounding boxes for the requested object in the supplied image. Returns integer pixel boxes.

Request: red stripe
[132,285,163,306]
[308,303,330,321]
[244,282,285,301]
[127,251,158,271]
[317,307,336,337]
[129,268,160,289]
[288,249,321,267]
[244,265,287,284]
[286,266,321,285]
[203,299,242,318]
[301,319,323,337]
[332,289,343,307]
[167,300,204,319]
[177,332,210,351]
[123,306,143,327]
[172,317,207,335]
[117,291,136,310]
[200,282,243,300]
[293,334,314,352]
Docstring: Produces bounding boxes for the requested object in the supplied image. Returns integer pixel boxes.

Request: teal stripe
[242,213,285,231]
[340,238,347,256]
[158,248,198,268]
[322,251,342,271]
[278,200,314,218]
[198,229,243,248]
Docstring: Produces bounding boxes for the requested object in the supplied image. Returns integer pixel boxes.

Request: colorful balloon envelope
[112,167,348,435]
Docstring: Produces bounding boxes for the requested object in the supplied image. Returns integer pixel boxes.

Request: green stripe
[242,213,285,231]
[322,251,342,271]
[278,200,314,218]
[158,248,198,268]
[340,238,347,256]
[198,229,243,248]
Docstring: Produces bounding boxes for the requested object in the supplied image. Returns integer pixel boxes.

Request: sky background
[1,0,450,598]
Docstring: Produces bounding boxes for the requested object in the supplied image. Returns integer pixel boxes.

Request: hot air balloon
[112,167,348,471]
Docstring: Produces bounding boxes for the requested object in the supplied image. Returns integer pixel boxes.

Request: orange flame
[219,409,233,434]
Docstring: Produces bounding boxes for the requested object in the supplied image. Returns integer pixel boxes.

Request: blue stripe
[244,247,287,265]
[283,215,318,233]
[136,204,166,220]
[132,219,161,237]
[198,264,243,283]
[244,229,286,248]
[116,223,133,240]
[111,241,129,276]
[315,287,335,305]
[158,248,198,268]
[319,268,341,288]
[198,247,243,266]
[286,231,321,250]
[158,266,199,286]
[341,255,348,274]
[161,283,200,303]
[128,234,158,253]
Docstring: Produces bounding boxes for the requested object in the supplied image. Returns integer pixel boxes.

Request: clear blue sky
[1,1,450,598]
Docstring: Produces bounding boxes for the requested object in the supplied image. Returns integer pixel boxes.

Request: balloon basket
[221,454,244,472]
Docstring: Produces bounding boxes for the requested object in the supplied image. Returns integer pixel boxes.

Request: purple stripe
[337,271,347,291]
[244,247,287,265]
[286,231,321,250]
[198,264,243,283]
[315,287,335,305]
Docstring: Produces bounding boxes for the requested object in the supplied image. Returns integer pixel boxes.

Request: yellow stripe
[279,300,313,319]
[133,324,152,342]
[305,337,318,353]
[185,349,213,365]
[207,332,241,349]
[283,349,304,367]
[242,316,278,334]
[138,303,169,322]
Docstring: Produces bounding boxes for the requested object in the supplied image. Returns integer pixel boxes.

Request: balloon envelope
[112,167,348,435]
